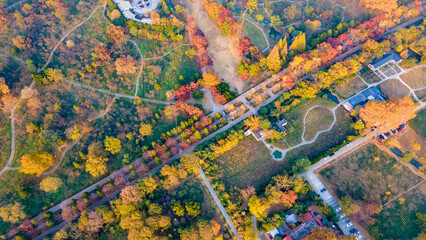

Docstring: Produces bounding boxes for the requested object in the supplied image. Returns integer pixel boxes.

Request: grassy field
[303,106,334,141]
[285,108,355,160]
[400,66,426,89]
[282,97,336,146]
[320,144,422,204]
[0,114,11,170]
[378,79,410,98]
[408,108,426,139]
[363,184,426,240]
[140,46,199,101]
[331,75,367,100]
[242,19,268,51]
[217,136,290,189]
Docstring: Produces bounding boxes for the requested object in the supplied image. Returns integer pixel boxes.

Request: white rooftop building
[113,0,160,24]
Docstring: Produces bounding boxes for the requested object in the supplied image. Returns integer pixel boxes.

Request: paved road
[199,169,242,239]
[301,136,369,239]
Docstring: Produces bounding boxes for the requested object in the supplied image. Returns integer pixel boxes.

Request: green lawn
[242,19,268,51]
[282,97,336,146]
[303,106,334,141]
[285,108,356,161]
[363,185,426,240]
[320,144,422,204]
[217,136,290,189]
[409,108,426,139]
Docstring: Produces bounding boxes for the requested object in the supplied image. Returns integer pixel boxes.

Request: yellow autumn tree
[86,142,109,177]
[40,176,63,192]
[104,136,121,154]
[20,152,53,176]
[266,45,282,73]
[244,115,261,130]
[359,97,417,133]
[139,124,153,136]
[289,32,306,52]
[201,71,220,88]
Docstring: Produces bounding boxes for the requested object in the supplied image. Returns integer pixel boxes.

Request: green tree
[338,196,360,215]
[192,88,204,99]
[292,157,311,173]
[104,136,121,154]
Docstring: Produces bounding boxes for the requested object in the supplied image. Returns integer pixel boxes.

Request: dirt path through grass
[186,0,246,93]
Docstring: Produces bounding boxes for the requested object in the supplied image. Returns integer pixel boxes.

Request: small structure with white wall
[113,0,160,24]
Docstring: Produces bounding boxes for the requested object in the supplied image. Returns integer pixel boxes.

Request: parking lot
[303,172,365,239]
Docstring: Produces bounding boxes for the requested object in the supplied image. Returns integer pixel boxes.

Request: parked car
[347,222,353,227]
[320,188,327,193]
[347,143,352,146]
[335,207,341,212]
[349,228,359,234]
[335,150,341,153]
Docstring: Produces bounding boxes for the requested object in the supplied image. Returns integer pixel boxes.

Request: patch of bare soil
[395,128,426,159]
[186,0,246,93]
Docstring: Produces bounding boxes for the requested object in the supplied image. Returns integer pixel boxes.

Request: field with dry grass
[400,66,426,89]
[303,107,334,141]
[379,79,410,98]
[320,143,422,205]
[217,136,290,189]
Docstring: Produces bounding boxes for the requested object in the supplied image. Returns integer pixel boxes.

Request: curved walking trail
[0,81,34,177]
[1,10,424,239]
[40,3,107,72]
[300,105,332,142]
[41,96,118,176]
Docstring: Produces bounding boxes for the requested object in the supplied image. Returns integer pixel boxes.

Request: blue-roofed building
[369,50,402,70]
[342,87,385,111]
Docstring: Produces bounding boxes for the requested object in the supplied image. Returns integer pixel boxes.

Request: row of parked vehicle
[379,123,407,140]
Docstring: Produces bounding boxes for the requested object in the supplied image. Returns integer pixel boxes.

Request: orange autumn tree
[115,56,138,75]
[359,0,398,13]
[359,97,417,132]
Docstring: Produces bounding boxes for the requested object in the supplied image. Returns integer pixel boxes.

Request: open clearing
[303,107,334,142]
[217,136,290,189]
[285,108,355,161]
[395,128,426,160]
[415,88,426,100]
[186,0,246,93]
[281,97,336,146]
[362,183,426,240]
[241,19,268,51]
[320,143,422,205]
[400,66,426,89]
[378,79,410,98]
[409,108,426,139]
[331,75,367,100]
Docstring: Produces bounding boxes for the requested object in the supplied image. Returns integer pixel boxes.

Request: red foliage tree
[197,55,213,68]
[238,36,252,57]
[281,190,298,207]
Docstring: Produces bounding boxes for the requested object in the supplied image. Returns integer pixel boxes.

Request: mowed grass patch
[362,184,426,240]
[400,66,426,89]
[408,108,426,139]
[303,106,334,142]
[282,97,336,146]
[242,19,268,51]
[285,108,355,160]
[320,144,422,204]
[379,79,410,98]
[331,75,367,100]
[217,136,290,189]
